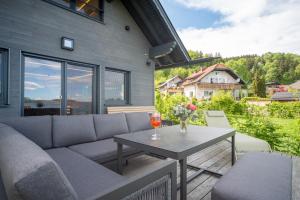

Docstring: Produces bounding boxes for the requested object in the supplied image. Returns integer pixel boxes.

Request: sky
[160,0,300,58]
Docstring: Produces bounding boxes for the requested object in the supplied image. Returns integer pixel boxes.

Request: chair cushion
[235,133,271,153]
[212,152,292,200]
[0,116,52,149]
[68,138,140,163]
[0,124,78,200]
[53,115,97,147]
[125,112,152,133]
[206,111,226,117]
[46,148,126,200]
[93,113,129,140]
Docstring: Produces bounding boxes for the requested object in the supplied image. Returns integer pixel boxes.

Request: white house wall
[183,85,196,98]
[201,71,238,83]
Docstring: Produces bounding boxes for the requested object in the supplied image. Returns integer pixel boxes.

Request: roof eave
[151,0,190,62]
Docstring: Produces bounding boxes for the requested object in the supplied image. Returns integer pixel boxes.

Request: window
[189,91,194,98]
[204,91,213,96]
[210,77,218,83]
[23,55,97,116]
[105,68,129,105]
[0,49,8,105]
[45,0,104,21]
[218,77,226,83]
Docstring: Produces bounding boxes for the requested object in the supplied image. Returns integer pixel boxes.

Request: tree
[251,62,266,97]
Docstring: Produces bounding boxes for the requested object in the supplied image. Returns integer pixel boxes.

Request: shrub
[268,102,300,119]
[206,91,247,115]
[241,97,270,102]
[229,115,281,149]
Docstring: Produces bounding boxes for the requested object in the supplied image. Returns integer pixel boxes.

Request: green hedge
[267,102,300,118]
[155,91,300,156]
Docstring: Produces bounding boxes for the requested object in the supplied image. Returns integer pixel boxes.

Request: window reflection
[24,57,62,116]
[67,65,93,115]
[105,69,128,105]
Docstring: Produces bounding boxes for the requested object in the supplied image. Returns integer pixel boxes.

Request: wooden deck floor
[121,140,232,200]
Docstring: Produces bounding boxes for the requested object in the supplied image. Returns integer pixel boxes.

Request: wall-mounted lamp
[61,37,74,51]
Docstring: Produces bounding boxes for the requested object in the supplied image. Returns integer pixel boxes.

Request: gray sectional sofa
[0,112,177,200]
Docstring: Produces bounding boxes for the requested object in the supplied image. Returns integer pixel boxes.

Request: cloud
[174,0,300,57]
[25,81,45,90]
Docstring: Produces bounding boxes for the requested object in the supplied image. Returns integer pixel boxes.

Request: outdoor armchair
[204,110,271,158]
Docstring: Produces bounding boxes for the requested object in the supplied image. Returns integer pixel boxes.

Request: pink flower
[187,103,197,111]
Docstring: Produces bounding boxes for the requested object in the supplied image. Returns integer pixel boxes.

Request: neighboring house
[0,0,192,118]
[266,82,288,96]
[157,75,183,95]
[182,64,246,100]
[289,80,300,92]
[271,92,300,102]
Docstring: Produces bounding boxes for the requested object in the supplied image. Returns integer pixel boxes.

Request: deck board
[117,140,299,200]
[120,141,231,200]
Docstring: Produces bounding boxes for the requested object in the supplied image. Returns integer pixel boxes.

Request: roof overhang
[122,0,191,69]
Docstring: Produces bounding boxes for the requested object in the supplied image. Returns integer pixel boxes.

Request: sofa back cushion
[93,113,129,140]
[0,123,78,200]
[53,115,96,147]
[0,116,52,149]
[125,112,153,132]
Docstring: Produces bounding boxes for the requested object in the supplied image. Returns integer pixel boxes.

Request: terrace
[0,1,299,200]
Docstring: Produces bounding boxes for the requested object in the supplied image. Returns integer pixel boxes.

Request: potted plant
[173,103,197,133]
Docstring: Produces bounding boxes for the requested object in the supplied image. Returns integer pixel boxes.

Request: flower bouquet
[173,103,197,133]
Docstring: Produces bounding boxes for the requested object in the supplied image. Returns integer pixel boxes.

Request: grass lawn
[227,115,300,155]
[270,117,300,136]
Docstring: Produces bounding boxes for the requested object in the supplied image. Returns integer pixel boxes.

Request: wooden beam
[149,41,177,59]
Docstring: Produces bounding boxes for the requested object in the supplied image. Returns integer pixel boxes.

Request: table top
[114,125,235,160]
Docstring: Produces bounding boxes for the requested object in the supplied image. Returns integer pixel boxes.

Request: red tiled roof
[182,64,238,86]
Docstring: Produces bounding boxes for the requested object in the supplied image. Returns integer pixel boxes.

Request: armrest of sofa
[88,159,177,200]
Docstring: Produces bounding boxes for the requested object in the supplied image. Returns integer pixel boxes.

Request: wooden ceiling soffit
[149,41,177,59]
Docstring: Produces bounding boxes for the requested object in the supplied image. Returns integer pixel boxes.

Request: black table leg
[117,143,123,174]
[179,158,187,200]
[232,135,236,165]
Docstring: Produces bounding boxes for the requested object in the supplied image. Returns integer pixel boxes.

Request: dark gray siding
[0,0,155,118]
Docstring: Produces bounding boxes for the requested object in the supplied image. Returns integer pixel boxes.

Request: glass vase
[180,118,188,133]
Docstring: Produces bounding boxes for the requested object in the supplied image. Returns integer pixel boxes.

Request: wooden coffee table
[114,125,236,200]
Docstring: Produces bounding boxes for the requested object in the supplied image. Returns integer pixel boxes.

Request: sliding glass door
[66,64,94,115]
[24,57,62,116]
[23,55,96,116]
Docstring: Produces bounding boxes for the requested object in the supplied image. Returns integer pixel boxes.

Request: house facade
[182,64,246,100]
[0,0,190,118]
[157,75,183,95]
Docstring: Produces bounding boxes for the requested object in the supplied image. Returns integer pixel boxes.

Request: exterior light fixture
[61,37,74,51]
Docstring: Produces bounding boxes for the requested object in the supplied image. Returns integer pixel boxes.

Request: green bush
[155,91,300,155]
[241,97,270,102]
[268,102,300,118]
[206,91,247,115]
[155,92,189,123]
[229,115,280,149]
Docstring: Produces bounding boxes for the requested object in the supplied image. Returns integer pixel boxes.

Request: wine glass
[150,112,161,140]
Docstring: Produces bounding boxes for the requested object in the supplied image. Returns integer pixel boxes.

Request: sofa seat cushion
[68,139,140,163]
[212,152,292,200]
[0,124,78,200]
[46,148,126,200]
[53,115,97,147]
[125,112,153,133]
[0,116,52,149]
[93,113,129,140]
